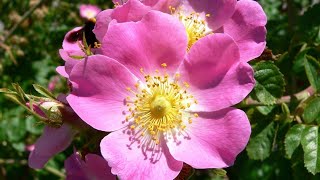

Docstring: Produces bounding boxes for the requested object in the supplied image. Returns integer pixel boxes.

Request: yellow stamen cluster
[169,6,211,50]
[125,64,198,145]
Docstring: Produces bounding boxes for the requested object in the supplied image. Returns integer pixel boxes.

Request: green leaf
[33,84,56,99]
[26,116,44,135]
[303,97,320,124]
[211,169,227,177]
[252,61,285,105]
[247,122,275,160]
[304,56,320,91]
[6,114,27,142]
[256,105,275,115]
[301,126,320,175]
[285,124,306,158]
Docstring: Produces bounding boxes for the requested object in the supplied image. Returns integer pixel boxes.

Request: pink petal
[65,153,116,180]
[79,4,101,19]
[166,108,251,168]
[56,66,68,78]
[192,62,254,111]
[183,33,239,89]
[223,0,267,62]
[100,129,183,179]
[101,10,187,79]
[94,0,151,42]
[62,27,84,51]
[186,0,237,31]
[113,0,181,12]
[85,154,116,180]
[67,55,138,132]
[93,9,113,42]
[146,0,181,13]
[111,0,151,23]
[28,124,76,169]
[59,49,84,78]
[180,33,254,111]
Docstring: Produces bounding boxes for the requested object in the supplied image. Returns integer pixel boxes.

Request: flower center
[150,96,171,118]
[125,64,198,144]
[169,6,211,50]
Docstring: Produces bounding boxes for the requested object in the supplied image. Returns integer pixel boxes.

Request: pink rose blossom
[57,0,152,78]
[111,0,267,62]
[65,152,116,180]
[67,11,254,179]
[79,4,101,19]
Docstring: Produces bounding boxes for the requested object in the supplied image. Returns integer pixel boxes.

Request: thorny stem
[242,86,315,107]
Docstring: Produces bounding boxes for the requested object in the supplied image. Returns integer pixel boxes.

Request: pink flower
[65,152,116,180]
[112,0,267,62]
[27,95,82,169]
[79,4,101,19]
[178,0,267,62]
[67,11,254,179]
[112,0,181,13]
[57,0,151,78]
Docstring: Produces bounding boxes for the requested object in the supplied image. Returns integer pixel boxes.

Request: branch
[243,86,315,106]
[2,0,44,43]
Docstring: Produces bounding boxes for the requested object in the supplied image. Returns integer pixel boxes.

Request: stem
[44,166,66,179]
[243,86,315,107]
[2,0,45,43]
[0,159,27,165]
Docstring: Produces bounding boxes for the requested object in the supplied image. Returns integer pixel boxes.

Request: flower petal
[56,66,68,78]
[67,55,138,132]
[112,0,151,23]
[191,62,254,111]
[100,129,183,180]
[85,154,116,180]
[183,33,239,89]
[223,0,267,62]
[94,0,151,42]
[28,124,76,169]
[166,108,251,168]
[186,0,236,31]
[62,27,84,51]
[147,0,181,13]
[59,49,84,78]
[180,33,254,111]
[101,10,187,79]
[65,153,116,180]
[93,9,113,42]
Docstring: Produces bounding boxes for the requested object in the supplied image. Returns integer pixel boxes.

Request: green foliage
[246,122,275,160]
[285,124,306,158]
[301,126,320,175]
[252,61,285,105]
[304,56,320,91]
[303,97,320,124]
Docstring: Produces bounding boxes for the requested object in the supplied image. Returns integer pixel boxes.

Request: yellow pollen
[170,8,210,51]
[124,65,198,144]
[161,63,167,68]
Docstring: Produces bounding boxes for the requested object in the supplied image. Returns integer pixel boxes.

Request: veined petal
[180,33,254,111]
[223,0,267,62]
[100,129,183,180]
[67,55,138,132]
[166,108,251,168]
[186,0,237,31]
[65,153,116,180]
[93,9,113,42]
[28,124,76,169]
[101,10,187,79]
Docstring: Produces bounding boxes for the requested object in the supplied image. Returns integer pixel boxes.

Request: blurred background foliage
[0,0,320,179]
